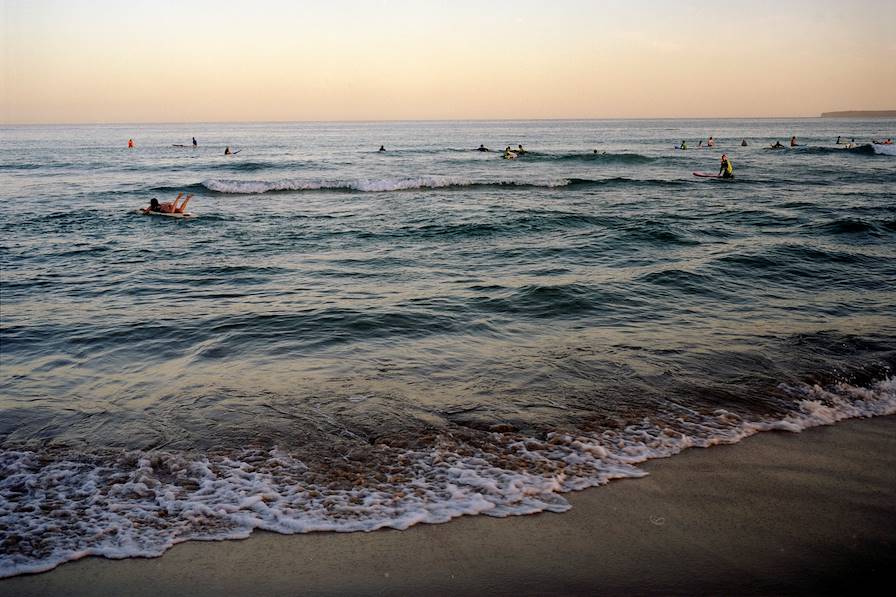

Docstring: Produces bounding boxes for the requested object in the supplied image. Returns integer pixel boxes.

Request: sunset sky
[2,0,894,123]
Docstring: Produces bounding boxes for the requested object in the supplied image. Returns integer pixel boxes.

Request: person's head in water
[518,145,524,150]
[149,198,160,210]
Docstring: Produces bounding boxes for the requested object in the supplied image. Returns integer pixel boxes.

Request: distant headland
[821,110,896,118]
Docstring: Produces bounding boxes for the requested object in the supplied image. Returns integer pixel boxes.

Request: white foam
[1,377,893,578]
[201,176,571,194]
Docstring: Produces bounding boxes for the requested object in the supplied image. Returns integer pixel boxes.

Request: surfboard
[138,210,194,218]
[693,172,722,178]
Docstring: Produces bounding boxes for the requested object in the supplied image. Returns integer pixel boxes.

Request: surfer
[503,146,518,159]
[224,146,232,155]
[192,137,197,147]
[836,135,842,144]
[128,139,134,148]
[679,140,687,150]
[143,192,192,214]
[517,144,527,154]
[741,139,748,146]
[707,136,715,147]
[790,136,799,147]
[476,144,490,152]
[719,154,733,179]
[378,145,386,152]
[770,141,784,149]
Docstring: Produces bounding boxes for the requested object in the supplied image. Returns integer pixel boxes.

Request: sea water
[1,119,894,576]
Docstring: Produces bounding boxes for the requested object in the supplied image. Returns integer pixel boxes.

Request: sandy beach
[2,415,893,596]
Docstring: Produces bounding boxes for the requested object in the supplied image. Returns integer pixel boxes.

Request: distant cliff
[821,110,896,118]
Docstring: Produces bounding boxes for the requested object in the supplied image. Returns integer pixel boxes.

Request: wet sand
[2,415,894,596]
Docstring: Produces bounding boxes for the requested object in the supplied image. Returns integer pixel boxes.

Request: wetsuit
[719,159,734,178]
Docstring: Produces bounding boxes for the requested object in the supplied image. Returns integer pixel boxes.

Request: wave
[524,151,657,164]
[793,144,876,156]
[199,176,682,194]
[809,218,888,236]
[1,376,892,578]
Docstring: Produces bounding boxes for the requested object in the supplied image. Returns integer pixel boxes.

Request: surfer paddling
[142,192,193,214]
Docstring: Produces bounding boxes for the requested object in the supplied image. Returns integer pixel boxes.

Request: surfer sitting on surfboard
[719,154,734,179]
[143,192,193,214]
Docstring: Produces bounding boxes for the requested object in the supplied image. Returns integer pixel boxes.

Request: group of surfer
[131,136,246,155]
[768,136,799,149]
[679,138,740,149]
[503,145,527,159]
[468,144,528,159]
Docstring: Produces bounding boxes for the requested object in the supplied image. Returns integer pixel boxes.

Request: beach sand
[2,415,894,596]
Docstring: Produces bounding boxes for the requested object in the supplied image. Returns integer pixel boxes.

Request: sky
[2,0,894,123]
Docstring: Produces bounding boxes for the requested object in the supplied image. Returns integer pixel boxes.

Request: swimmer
[143,192,192,214]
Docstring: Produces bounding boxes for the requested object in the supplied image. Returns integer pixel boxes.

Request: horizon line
[0,115,837,127]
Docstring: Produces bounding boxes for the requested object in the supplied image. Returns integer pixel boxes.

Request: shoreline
[2,415,894,596]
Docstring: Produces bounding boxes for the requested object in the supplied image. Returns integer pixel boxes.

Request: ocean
[1,119,894,576]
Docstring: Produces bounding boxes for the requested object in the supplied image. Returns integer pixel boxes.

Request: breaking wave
[199,176,680,194]
[1,377,893,578]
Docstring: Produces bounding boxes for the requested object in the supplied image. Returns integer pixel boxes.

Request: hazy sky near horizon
[2,0,894,123]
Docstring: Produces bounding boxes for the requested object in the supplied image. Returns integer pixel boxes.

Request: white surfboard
[138,209,194,218]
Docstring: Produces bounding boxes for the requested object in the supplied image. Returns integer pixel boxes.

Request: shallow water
[1,119,895,576]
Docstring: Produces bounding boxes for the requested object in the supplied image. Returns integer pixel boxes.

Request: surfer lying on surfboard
[142,192,193,214]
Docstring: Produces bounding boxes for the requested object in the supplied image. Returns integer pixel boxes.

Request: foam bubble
[1,377,893,578]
